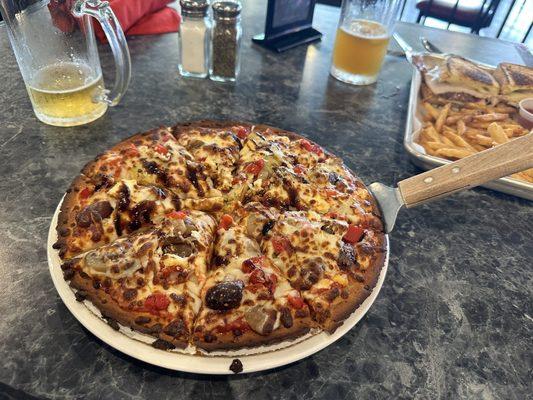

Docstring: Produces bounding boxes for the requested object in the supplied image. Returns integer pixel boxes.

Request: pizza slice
[60,213,216,349]
[173,123,246,194]
[193,224,313,351]
[280,162,383,229]
[81,127,224,208]
[54,177,182,259]
[256,210,385,332]
[230,130,297,208]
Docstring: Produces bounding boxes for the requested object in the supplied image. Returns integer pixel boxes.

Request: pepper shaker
[210,1,242,82]
[178,0,210,78]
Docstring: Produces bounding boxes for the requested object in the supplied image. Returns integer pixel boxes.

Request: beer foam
[342,19,389,39]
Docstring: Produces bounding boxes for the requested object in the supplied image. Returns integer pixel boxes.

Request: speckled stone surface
[0,3,531,399]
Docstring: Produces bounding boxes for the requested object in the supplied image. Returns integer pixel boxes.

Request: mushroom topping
[279,307,293,328]
[244,305,278,335]
[84,242,140,276]
[205,280,244,310]
[338,242,358,272]
[171,217,196,237]
[128,200,156,231]
[321,221,337,235]
[84,251,107,272]
[76,201,114,228]
[162,236,195,258]
[261,220,275,236]
[187,139,205,150]
[328,172,342,185]
[163,319,186,337]
[294,257,325,290]
[321,219,346,235]
[246,213,269,239]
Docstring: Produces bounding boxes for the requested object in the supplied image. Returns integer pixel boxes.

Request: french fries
[416,100,532,183]
[487,122,509,144]
[435,103,451,133]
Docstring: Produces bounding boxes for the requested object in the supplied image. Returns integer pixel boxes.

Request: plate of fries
[404,66,533,200]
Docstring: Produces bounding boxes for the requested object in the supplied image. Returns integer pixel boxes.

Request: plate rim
[47,197,389,375]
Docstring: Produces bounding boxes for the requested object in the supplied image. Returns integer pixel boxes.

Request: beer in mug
[330,0,402,85]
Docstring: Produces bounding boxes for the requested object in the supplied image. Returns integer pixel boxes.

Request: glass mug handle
[73,0,131,106]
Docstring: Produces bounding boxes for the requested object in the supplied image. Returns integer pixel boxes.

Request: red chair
[416,0,502,33]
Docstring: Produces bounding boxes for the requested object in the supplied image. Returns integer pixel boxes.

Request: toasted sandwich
[420,55,500,102]
[494,63,533,105]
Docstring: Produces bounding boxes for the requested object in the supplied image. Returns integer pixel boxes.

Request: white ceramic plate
[48,198,389,374]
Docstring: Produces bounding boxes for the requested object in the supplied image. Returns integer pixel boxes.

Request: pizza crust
[194,315,314,352]
[53,174,96,259]
[68,270,190,349]
[326,233,387,332]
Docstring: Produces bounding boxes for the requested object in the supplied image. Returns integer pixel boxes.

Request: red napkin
[93,0,181,42]
[127,6,181,37]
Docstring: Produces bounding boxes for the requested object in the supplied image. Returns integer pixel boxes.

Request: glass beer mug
[331,0,402,85]
[0,0,131,126]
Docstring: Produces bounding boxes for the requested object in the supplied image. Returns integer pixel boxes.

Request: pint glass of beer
[331,0,403,85]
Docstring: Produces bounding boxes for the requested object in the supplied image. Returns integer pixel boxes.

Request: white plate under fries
[403,56,533,201]
[47,198,389,374]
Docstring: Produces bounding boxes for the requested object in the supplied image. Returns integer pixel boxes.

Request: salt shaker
[178,0,210,78]
[210,1,242,82]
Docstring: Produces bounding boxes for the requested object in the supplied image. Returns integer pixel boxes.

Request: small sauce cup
[518,98,533,130]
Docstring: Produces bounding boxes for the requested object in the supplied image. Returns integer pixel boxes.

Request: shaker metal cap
[212,1,242,19]
[180,0,209,17]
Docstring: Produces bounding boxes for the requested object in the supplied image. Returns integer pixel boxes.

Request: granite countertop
[0,2,531,399]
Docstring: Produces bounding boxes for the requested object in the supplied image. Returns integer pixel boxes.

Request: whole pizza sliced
[54,120,387,353]
[61,212,216,348]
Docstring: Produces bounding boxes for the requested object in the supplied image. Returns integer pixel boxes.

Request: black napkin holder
[252,0,322,53]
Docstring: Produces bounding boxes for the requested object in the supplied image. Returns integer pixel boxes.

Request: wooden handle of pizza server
[398,133,533,207]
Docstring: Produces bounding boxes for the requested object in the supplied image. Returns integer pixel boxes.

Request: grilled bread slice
[494,63,533,104]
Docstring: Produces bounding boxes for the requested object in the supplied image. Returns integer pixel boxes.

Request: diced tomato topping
[267,273,278,294]
[300,139,323,156]
[144,293,170,313]
[271,236,291,254]
[167,210,187,219]
[245,159,265,177]
[155,144,168,155]
[218,317,249,333]
[162,134,172,142]
[241,259,255,273]
[242,256,265,273]
[160,267,172,279]
[79,187,92,199]
[249,268,266,285]
[235,126,250,140]
[343,224,364,244]
[246,283,266,293]
[113,166,122,178]
[219,214,233,230]
[294,164,306,175]
[125,143,140,157]
[246,263,277,294]
[232,173,246,185]
[241,256,263,273]
[288,294,304,309]
[325,188,338,197]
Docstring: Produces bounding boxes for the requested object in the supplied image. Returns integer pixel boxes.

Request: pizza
[54,121,386,352]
